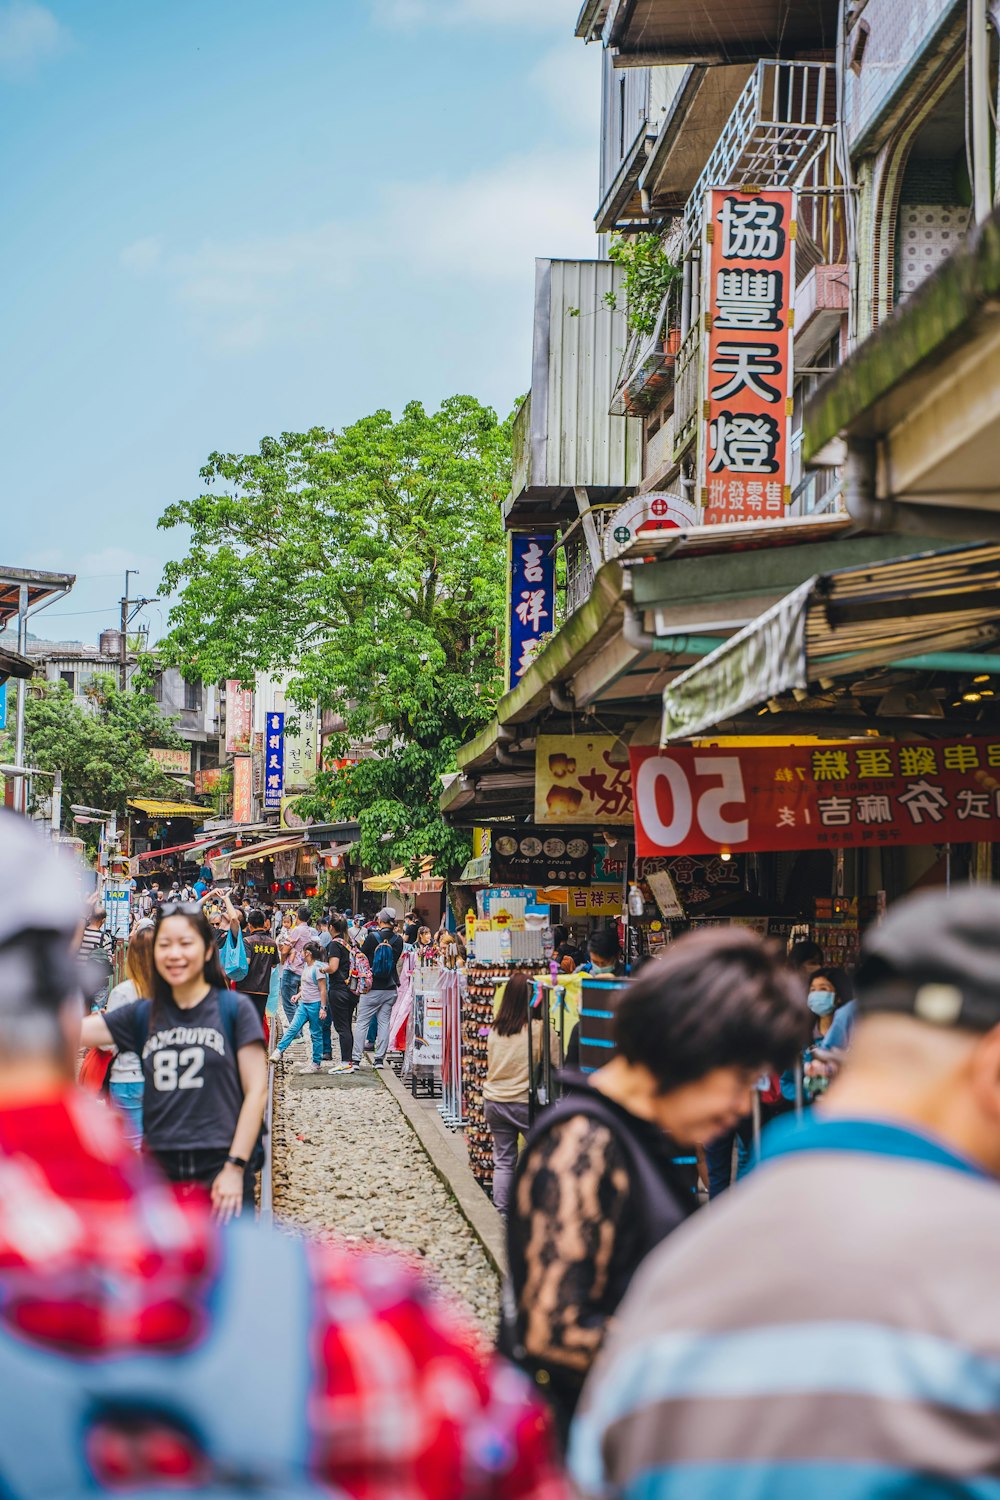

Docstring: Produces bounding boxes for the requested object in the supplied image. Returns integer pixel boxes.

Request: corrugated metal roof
[532,259,643,495]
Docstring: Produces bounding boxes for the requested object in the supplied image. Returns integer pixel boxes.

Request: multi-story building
[28,633,220,783]
[442,0,1000,941]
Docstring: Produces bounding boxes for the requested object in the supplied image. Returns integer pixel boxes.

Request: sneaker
[300,1062,322,1074]
[372,1058,387,1070]
[328,1062,358,1074]
[268,1050,284,1065]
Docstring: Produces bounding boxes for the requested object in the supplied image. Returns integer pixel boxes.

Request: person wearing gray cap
[331,907,402,1074]
[570,884,1000,1500]
[0,811,568,1496]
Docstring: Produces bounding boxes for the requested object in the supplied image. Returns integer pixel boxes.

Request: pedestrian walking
[242,907,280,1045]
[81,898,268,1220]
[332,907,402,1074]
[270,940,328,1073]
[0,812,566,1499]
[504,926,807,1447]
[102,922,155,1148]
[323,913,355,1066]
[484,971,561,1216]
[278,902,316,1025]
[570,887,1000,1498]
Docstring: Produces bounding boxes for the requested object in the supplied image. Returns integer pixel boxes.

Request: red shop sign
[700,187,794,526]
[630,739,1000,858]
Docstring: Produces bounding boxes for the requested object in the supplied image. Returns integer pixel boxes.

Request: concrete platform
[378,1065,506,1276]
[285,1068,381,1090]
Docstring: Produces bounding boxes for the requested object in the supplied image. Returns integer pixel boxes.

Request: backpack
[370,935,398,983]
[0,1224,339,1497]
[349,947,373,996]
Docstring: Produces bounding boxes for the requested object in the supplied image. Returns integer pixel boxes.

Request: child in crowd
[270,940,328,1073]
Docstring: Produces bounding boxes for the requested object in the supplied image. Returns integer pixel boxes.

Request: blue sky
[0,0,600,641]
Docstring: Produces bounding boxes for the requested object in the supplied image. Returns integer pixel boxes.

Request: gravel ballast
[270,1040,500,1334]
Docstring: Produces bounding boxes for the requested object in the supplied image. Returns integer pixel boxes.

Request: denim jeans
[278,999,324,1065]
[279,968,301,1024]
[484,1099,530,1216]
[704,1122,753,1198]
[352,988,394,1064]
[109,1079,144,1150]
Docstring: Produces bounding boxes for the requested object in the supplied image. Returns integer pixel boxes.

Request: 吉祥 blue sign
[264,712,284,810]
[508,533,555,691]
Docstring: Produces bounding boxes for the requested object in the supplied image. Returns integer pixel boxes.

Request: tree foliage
[22,675,186,830]
[157,397,512,873]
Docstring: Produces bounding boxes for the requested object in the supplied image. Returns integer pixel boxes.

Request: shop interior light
[974,674,990,684]
[719,850,732,862]
[962,691,983,703]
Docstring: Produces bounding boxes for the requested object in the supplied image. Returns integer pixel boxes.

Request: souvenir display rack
[462,961,549,1193]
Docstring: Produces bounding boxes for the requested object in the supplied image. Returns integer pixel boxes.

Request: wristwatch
[225,1154,247,1169]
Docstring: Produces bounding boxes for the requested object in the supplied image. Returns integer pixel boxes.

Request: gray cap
[377,907,396,924]
[0,810,85,1015]
[857,884,1000,1031]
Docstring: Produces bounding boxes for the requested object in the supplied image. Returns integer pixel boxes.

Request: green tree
[157,397,511,873]
[23,675,186,832]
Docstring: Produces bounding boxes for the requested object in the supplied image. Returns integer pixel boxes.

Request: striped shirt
[570,1112,1000,1500]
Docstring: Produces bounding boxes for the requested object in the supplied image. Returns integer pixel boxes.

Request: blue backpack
[0,1226,341,1497]
[371,934,398,982]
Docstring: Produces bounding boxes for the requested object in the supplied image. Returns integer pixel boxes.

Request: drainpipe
[842,437,894,530]
[549,683,576,713]
[622,600,727,656]
[971,0,992,221]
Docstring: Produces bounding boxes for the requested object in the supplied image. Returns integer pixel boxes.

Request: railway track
[259,1014,499,1332]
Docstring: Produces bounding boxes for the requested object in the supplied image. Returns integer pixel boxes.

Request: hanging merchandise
[627,882,646,916]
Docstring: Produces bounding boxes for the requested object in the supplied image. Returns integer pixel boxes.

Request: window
[59,670,75,692]
[152,671,163,703]
[184,679,202,712]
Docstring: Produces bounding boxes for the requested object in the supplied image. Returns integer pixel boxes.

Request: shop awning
[661,541,1000,742]
[136,833,236,863]
[127,798,212,819]
[229,834,305,869]
[362,866,406,892]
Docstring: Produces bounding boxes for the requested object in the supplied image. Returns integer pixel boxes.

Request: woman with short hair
[504,926,808,1445]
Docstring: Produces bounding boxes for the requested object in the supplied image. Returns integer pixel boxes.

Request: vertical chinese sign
[284,708,318,791]
[508,534,555,691]
[264,712,284,811]
[232,755,253,825]
[701,189,794,526]
[225,681,253,754]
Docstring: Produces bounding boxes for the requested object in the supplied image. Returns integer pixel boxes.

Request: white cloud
[118,143,597,356]
[120,236,163,274]
[0,1,67,77]
[370,0,572,29]
[531,38,602,139]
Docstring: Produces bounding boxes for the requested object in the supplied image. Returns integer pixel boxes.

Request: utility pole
[118,571,159,692]
[120,570,139,690]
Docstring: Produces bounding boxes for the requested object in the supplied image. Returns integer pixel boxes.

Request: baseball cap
[377,907,395,924]
[856,885,1000,1032]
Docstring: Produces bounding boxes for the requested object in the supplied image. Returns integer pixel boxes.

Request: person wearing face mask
[780,965,854,1106]
[501,927,808,1448]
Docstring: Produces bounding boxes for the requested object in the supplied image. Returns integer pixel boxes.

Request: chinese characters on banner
[232,754,253,825]
[284,709,318,791]
[630,739,1000,858]
[535,735,633,825]
[701,188,794,526]
[225,681,253,754]
[264,712,284,811]
[509,533,555,690]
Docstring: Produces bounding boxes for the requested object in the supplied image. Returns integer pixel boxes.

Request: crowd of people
[8,810,1000,1494]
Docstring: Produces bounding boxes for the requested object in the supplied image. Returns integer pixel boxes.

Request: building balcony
[506,259,643,526]
[602,0,840,67]
[681,59,839,249]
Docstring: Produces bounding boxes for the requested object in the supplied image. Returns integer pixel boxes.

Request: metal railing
[683,61,838,249]
[672,320,702,462]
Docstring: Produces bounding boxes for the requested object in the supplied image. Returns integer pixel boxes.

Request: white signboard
[604,493,698,561]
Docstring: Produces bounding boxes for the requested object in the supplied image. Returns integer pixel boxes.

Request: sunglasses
[156,901,205,920]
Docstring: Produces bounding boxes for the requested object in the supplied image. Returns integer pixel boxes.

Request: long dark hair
[152,906,229,1015]
[492,971,532,1037]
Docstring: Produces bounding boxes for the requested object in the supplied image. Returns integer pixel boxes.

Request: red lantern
[270,882,280,894]
[283,881,295,893]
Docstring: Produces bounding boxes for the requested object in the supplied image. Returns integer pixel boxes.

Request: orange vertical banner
[700,188,795,526]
